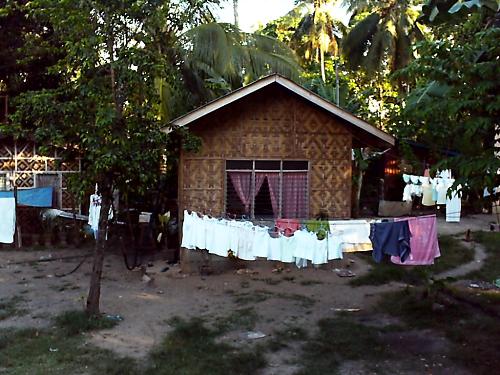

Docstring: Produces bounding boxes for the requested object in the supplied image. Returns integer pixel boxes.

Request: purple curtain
[282,172,308,218]
[229,172,252,213]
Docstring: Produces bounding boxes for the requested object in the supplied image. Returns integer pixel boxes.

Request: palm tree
[293,0,345,83]
[155,22,301,121]
[233,0,239,29]
[342,0,423,75]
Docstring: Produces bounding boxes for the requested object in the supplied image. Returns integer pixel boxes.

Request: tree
[3,0,301,315]
[392,9,500,193]
[292,0,345,87]
[5,0,221,315]
[0,0,62,97]
[342,0,424,77]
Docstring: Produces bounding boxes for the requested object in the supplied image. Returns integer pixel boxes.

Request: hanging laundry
[275,218,301,237]
[327,231,343,260]
[436,179,450,205]
[0,187,53,207]
[402,183,413,202]
[305,220,329,240]
[88,193,102,238]
[236,221,256,261]
[391,215,440,266]
[293,229,317,262]
[180,210,196,250]
[422,179,436,206]
[329,220,373,252]
[370,221,412,263]
[280,235,297,263]
[446,184,462,222]
[0,198,16,244]
[252,225,271,258]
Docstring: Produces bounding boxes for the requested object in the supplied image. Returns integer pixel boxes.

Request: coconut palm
[155,22,301,121]
[292,0,346,84]
[342,0,423,74]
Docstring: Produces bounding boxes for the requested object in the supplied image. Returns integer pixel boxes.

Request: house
[166,74,394,224]
[0,136,81,237]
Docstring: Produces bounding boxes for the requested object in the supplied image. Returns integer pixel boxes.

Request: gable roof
[167,74,395,148]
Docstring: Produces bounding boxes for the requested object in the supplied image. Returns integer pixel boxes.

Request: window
[225,160,309,219]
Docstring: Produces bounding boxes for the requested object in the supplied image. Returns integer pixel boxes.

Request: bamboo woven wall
[0,139,81,210]
[180,85,352,218]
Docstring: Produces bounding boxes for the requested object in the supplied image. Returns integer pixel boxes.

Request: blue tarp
[0,187,53,207]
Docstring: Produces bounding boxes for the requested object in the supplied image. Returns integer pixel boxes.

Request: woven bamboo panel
[182,159,224,190]
[183,189,224,214]
[16,142,35,158]
[310,189,351,218]
[0,144,13,157]
[0,159,14,170]
[16,172,34,187]
[62,189,73,209]
[181,85,353,219]
[16,159,45,171]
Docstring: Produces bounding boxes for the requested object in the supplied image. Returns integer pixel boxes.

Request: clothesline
[402,170,462,223]
[181,210,441,268]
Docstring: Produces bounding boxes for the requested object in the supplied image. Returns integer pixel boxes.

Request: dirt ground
[1,214,495,374]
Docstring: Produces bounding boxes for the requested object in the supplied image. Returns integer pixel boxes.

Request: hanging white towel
[88,194,102,232]
[446,184,462,222]
[0,198,15,244]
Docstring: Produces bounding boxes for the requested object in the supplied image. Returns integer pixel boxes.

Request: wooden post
[13,186,21,248]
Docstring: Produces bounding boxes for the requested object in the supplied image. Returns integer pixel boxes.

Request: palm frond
[342,12,380,68]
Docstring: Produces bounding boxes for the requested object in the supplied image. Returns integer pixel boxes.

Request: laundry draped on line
[390,215,440,266]
[181,211,344,266]
[0,198,16,244]
[402,170,461,223]
[181,211,441,267]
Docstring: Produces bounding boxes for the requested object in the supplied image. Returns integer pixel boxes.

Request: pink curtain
[282,172,308,218]
[229,172,252,213]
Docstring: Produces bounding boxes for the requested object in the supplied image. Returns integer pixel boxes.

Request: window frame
[225,159,309,219]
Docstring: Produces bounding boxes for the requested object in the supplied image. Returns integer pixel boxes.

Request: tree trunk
[320,48,326,83]
[335,58,340,106]
[233,0,239,29]
[85,193,111,316]
[86,236,104,315]
[353,168,364,218]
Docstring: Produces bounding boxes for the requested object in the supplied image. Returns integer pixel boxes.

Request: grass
[350,235,474,286]
[295,317,390,375]
[0,296,27,320]
[0,311,136,375]
[213,307,259,333]
[378,287,500,375]
[233,289,274,305]
[300,279,324,286]
[48,282,80,292]
[233,289,315,308]
[54,310,119,336]
[465,231,500,281]
[145,318,266,375]
[265,326,308,352]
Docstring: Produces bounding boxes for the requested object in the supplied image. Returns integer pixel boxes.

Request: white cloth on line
[88,194,102,232]
[329,220,371,244]
[0,198,16,244]
[446,184,462,222]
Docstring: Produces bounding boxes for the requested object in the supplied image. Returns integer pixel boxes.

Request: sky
[213,0,351,33]
[213,0,296,32]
